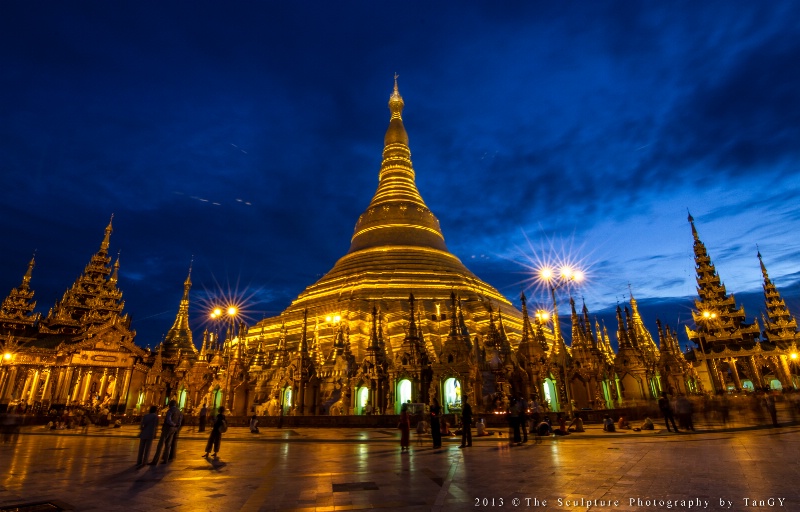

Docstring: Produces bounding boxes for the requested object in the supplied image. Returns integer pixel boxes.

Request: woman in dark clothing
[430,399,442,448]
[399,403,411,452]
[203,406,226,459]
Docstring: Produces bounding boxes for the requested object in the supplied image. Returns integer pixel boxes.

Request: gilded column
[19,369,34,405]
[41,370,53,404]
[98,368,109,399]
[729,358,742,391]
[0,366,19,402]
[70,369,84,403]
[26,370,42,405]
[119,367,132,413]
[80,370,93,404]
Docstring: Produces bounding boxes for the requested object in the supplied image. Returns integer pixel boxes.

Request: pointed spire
[299,309,309,354]
[162,262,197,359]
[348,77,447,253]
[0,255,40,329]
[758,250,799,343]
[100,214,114,254]
[688,210,699,242]
[22,254,35,289]
[407,293,418,340]
[110,252,120,284]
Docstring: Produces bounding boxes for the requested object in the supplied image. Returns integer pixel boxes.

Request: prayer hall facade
[1,83,799,417]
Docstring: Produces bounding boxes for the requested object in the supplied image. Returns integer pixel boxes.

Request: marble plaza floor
[0,420,798,512]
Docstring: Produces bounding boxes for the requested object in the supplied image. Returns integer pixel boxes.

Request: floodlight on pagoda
[535,310,551,322]
[227,306,238,317]
[2,352,10,361]
[791,353,798,360]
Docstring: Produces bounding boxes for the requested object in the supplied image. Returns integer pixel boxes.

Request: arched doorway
[543,378,558,411]
[212,387,222,415]
[442,378,461,414]
[357,387,369,415]
[398,379,412,411]
[282,387,293,415]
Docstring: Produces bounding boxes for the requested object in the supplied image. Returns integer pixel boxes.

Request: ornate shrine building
[684,214,799,393]
[1,83,798,418]
[0,219,148,413]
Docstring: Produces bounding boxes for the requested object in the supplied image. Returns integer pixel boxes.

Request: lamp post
[210,305,240,412]
[539,266,584,415]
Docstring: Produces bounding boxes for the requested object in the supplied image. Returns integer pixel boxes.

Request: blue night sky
[2,2,800,348]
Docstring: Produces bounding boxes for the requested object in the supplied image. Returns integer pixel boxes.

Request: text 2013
[475,498,504,506]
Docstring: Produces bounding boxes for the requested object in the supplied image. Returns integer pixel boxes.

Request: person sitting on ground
[249,414,260,434]
[476,418,492,437]
[553,414,570,435]
[640,416,654,430]
[536,417,553,436]
[617,415,630,430]
[567,414,585,432]
[441,418,454,436]
[416,419,430,435]
[603,414,616,432]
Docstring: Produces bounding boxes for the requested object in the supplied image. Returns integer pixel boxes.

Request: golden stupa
[246,80,522,358]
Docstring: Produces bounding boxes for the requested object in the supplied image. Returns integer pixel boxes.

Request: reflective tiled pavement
[1,421,798,511]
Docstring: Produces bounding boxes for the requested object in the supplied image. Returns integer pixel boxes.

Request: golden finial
[389,73,404,119]
[185,257,193,287]
[687,209,699,241]
[101,214,114,252]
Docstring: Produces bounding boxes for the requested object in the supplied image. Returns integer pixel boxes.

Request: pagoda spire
[299,309,309,354]
[0,255,41,331]
[43,218,126,334]
[162,263,197,360]
[684,214,759,348]
[348,77,447,253]
[758,250,798,344]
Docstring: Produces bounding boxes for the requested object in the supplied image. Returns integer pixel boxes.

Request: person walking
[136,406,158,467]
[168,405,184,461]
[430,398,442,448]
[203,406,227,459]
[763,391,778,427]
[150,400,180,464]
[658,392,679,432]
[459,398,472,448]
[198,403,208,432]
[399,403,411,452]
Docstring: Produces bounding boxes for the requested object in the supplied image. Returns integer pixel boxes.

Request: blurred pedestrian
[763,391,778,427]
[430,398,442,448]
[150,400,179,464]
[459,398,472,448]
[203,406,227,459]
[676,395,695,431]
[137,406,158,467]
[658,392,679,432]
[198,403,208,432]
[168,405,184,461]
[399,403,411,452]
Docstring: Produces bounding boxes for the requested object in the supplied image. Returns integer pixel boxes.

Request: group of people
[398,397,475,451]
[136,401,228,466]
